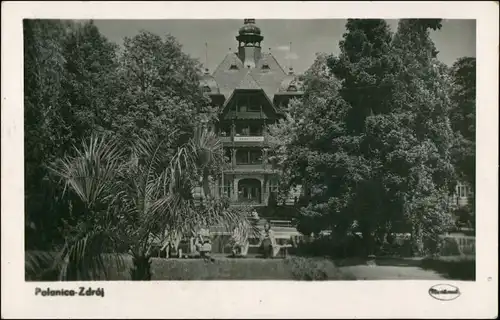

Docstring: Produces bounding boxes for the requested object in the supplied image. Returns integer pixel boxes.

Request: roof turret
[199,68,220,94]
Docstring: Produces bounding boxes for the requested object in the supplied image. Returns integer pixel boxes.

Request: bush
[438,237,462,256]
[375,239,413,257]
[292,236,335,257]
[292,232,417,259]
[285,257,356,281]
[420,256,475,280]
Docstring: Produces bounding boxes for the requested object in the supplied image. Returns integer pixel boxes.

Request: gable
[213,52,287,102]
[221,89,278,120]
[237,70,261,90]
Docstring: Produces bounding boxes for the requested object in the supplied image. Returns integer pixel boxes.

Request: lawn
[104,255,357,281]
[26,251,475,281]
[334,255,475,281]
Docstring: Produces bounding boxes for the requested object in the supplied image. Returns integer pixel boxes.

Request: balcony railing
[233,136,265,142]
[219,136,232,143]
[224,164,276,173]
[219,135,266,144]
[233,164,264,170]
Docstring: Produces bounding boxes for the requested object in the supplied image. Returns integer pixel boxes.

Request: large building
[199,19,303,208]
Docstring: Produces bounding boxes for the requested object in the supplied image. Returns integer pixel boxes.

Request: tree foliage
[268,19,458,256]
[24,20,252,280]
[111,31,215,146]
[450,57,476,189]
[30,128,247,281]
[61,20,120,142]
[24,19,73,249]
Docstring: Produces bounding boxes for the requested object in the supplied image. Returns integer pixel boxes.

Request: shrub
[285,256,356,280]
[438,237,462,256]
[293,232,418,259]
[420,256,475,280]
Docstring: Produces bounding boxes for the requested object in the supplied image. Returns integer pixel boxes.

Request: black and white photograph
[2,1,498,319]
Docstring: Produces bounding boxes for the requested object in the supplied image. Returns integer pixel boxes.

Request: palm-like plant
[26,127,251,281]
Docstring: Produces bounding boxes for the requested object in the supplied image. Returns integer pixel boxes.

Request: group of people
[161,210,278,259]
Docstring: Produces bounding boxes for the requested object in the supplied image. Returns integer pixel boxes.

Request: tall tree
[112,31,215,147]
[61,20,120,147]
[449,56,476,226]
[450,57,476,189]
[24,20,121,250]
[267,52,354,238]
[24,19,73,249]
[327,19,400,252]
[389,19,456,254]
[270,19,457,256]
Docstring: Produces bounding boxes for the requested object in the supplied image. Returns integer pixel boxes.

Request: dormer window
[288,85,297,92]
[202,86,211,93]
[229,63,239,70]
[261,63,270,70]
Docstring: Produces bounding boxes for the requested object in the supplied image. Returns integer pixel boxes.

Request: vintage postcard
[1,1,498,318]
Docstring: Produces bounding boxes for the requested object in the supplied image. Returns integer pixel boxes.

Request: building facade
[199,19,303,208]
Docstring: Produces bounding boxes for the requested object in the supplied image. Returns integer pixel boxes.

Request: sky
[93,19,476,74]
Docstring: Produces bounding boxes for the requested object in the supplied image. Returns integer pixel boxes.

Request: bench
[248,243,292,258]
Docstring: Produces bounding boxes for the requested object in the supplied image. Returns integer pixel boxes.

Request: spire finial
[288,41,293,70]
[205,42,208,69]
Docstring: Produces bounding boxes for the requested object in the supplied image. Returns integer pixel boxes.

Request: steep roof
[212,52,288,101]
[250,52,287,99]
[199,69,220,94]
[212,52,247,98]
[237,70,261,90]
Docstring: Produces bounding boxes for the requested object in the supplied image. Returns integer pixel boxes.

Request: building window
[249,124,262,136]
[269,178,279,194]
[202,86,211,93]
[235,123,264,136]
[224,147,232,162]
[236,94,262,112]
[236,150,249,164]
[229,63,239,70]
[288,85,297,92]
[249,150,262,164]
[457,184,469,198]
[219,124,231,136]
[235,149,262,165]
[221,178,232,198]
[235,125,250,136]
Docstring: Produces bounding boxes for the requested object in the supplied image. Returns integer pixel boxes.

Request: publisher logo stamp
[428,284,461,301]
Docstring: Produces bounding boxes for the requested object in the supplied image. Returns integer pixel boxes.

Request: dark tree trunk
[130,254,152,281]
[411,223,424,257]
[361,227,375,257]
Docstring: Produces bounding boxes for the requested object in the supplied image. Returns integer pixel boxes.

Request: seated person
[250,209,259,221]
[260,222,276,258]
[195,231,212,258]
